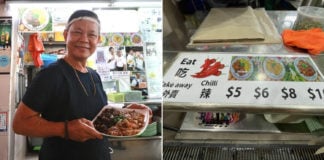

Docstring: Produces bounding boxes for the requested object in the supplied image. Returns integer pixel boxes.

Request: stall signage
[163,52,324,106]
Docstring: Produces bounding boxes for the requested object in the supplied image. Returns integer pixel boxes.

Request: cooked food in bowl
[263,57,285,80]
[295,58,317,81]
[93,107,148,137]
[230,57,253,80]
[131,34,142,44]
[112,34,124,45]
[297,60,315,77]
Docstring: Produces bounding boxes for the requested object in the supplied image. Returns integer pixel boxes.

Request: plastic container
[41,54,57,68]
[293,6,324,30]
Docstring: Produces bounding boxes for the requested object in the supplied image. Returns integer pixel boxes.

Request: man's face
[129,50,134,55]
[64,19,100,60]
[117,50,122,57]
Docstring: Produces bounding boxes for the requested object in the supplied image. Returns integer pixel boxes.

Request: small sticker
[0,112,7,131]
[0,55,10,67]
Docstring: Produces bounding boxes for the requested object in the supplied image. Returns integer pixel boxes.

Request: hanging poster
[99,32,143,47]
[18,8,53,32]
[0,17,11,73]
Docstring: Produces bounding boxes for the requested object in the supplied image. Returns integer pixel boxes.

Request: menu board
[163,52,324,106]
[98,33,143,47]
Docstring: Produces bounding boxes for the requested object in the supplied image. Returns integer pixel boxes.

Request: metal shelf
[172,113,317,143]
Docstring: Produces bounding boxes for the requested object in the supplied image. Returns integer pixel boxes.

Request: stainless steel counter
[110,136,162,160]
[163,11,324,115]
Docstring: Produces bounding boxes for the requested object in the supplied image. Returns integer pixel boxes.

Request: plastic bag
[28,33,45,67]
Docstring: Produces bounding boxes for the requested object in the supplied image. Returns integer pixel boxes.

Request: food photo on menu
[228,56,323,82]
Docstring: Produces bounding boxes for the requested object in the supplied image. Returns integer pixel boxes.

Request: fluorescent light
[8,1,161,8]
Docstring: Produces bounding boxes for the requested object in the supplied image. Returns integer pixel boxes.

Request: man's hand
[67,118,103,142]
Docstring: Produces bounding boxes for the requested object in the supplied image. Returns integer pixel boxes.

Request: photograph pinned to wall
[0,111,8,132]
[130,71,148,96]
[143,42,162,98]
[145,42,157,57]
[134,50,145,72]
[95,47,110,81]
[106,46,117,71]
[114,46,127,71]
[125,46,144,71]
[95,47,108,64]
[110,71,131,92]
[0,18,12,51]
[104,46,127,72]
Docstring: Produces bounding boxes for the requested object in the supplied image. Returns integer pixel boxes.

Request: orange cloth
[28,33,45,67]
[282,28,324,55]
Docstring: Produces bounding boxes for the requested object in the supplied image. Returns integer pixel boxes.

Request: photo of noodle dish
[230,56,254,80]
[294,57,318,81]
[131,33,142,45]
[93,105,149,137]
[111,33,124,45]
[263,57,286,80]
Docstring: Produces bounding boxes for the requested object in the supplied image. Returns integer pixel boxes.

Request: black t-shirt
[22,59,110,160]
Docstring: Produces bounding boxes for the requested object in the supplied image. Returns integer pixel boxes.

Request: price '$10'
[308,88,323,100]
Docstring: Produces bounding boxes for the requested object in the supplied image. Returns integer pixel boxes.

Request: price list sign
[163,52,324,107]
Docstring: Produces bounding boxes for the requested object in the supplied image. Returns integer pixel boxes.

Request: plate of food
[111,33,124,46]
[22,8,50,31]
[93,105,150,137]
[294,57,318,81]
[131,33,142,45]
[230,56,254,80]
[263,57,286,80]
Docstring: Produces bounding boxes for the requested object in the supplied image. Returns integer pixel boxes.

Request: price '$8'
[281,87,297,100]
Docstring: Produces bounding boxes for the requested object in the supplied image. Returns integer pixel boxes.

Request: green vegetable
[113,115,125,123]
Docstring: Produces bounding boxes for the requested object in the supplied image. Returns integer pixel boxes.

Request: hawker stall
[1,0,162,160]
[163,1,324,159]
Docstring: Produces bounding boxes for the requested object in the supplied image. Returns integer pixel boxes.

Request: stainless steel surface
[109,136,161,160]
[163,143,324,160]
[163,102,324,115]
[163,11,324,114]
[301,0,324,7]
[174,113,317,143]
[180,113,280,133]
